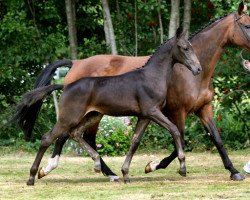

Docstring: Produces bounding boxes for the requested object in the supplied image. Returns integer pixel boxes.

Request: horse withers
[17,28,201,185]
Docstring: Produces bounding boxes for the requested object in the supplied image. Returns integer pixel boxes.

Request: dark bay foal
[16,29,201,185]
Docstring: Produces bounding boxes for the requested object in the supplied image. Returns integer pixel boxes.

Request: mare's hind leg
[121,118,150,183]
[27,123,66,185]
[196,104,244,181]
[83,123,119,181]
[148,109,186,176]
[145,111,186,175]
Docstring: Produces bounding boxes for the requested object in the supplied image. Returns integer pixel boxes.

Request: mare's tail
[16,60,72,141]
[11,84,64,140]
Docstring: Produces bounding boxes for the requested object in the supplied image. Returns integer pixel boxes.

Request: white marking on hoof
[43,155,60,175]
[109,175,120,182]
[243,160,250,174]
[145,161,160,174]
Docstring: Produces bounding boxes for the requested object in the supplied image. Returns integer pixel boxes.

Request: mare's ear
[238,1,245,15]
[176,27,187,39]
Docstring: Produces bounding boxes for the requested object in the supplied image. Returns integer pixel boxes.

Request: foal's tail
[15,60,72,141]
[11,84,64,140]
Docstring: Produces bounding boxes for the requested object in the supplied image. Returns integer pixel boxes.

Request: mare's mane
[189,13,232,40]
[133,13,232,71]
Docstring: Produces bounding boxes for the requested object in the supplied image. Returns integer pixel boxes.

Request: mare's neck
[190,14,233,80]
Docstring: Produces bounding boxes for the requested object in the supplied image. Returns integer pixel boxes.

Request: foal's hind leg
[121,118,150,183]
[27,123,66,185]
[38,133,69,179]
[196,104,244,181]
[70,113,103,172]
[83,124,119,181]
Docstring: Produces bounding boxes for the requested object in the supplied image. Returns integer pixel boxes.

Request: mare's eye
[184,47,189,51]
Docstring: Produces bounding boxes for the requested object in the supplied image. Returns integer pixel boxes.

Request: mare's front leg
[148,109,186,176]
[196,103,244,181]
[121,118,150,183]
[145,111,186,175]
[27,123,65,185]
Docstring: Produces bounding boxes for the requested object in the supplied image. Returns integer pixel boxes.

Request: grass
[0,149,250,200]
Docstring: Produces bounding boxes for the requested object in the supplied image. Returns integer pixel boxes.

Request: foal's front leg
[145,111,186,175]
[149,109,186,176]
[121,118,150,183]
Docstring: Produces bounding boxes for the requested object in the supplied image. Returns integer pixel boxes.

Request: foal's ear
[238,1,246,15]
[176,27,187,39]
[176,27,183,39]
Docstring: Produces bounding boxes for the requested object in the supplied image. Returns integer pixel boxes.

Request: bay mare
[15,3,250,181]
[16,30,201,185]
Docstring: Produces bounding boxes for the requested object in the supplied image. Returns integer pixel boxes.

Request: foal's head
[172,28,202,76]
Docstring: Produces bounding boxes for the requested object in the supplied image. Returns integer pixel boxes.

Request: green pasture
[0,150,249,200]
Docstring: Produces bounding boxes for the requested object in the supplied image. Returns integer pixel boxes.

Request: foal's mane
[135,12,232,70]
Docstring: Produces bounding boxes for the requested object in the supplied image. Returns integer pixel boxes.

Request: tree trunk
[157,0,164,43]
[102,0,117,55]
[168,0,180,39]
[183,0,191,38]
[65,0,77,59]
[134,0,138,56]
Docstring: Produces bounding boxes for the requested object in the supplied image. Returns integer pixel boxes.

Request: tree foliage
[0,0,249,153]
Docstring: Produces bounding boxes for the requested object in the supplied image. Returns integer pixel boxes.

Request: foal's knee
[41,134,53,148]
[170,126,181,137]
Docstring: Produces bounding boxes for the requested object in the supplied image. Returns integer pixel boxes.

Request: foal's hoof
[27,178,35,186]
[109,175,120,182]
[230,173,245,181]
[94,168,101,173]
[38,167,46,179]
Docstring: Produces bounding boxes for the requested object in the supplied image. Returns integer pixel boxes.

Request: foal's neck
[144,38,175,77]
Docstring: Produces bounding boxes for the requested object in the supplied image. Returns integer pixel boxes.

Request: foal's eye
[184,47,189,51]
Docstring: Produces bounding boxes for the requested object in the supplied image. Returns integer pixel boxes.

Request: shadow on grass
[40,175,189,184]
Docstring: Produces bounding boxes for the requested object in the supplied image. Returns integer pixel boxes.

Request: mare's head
[228,2,250,50]
[172,28,202,76]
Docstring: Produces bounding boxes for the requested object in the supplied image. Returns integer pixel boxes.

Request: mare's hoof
[38,167,45,179]
[230,173,245,181]
[145,161,159,174]
[27,178,35,186]
[124,178,130,184]
[145,162,153,174]
[109,175,120,182]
